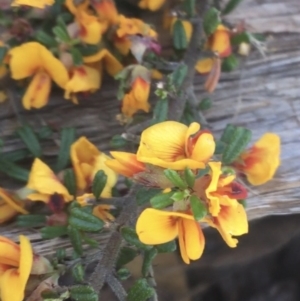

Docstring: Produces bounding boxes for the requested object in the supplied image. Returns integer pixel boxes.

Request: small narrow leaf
[55,127,76,171]
[152,98,168,124]
[164,169,187,189]
[203,7,220,35]
[117,268,131,280]
[142,248,158,277]
[41,226,68,239]
[92,170,107,199]
[127,279,155,301]
[69,285,98,301]
[190,195,207,221]
[121,227,152,251]
[0,159,29,182]
[222,127,252,164]
[68,226,83,255]
[136,187,161,206]
[70,47,83,66]
[184,167,195,188]
[17,125,42,158]
[170,191,185,202]
[155,240,177,253]
[116,247,138,268]
[71,263,85,283]
[172,19,188,50]
[230,32,251,45]
[169,64,188,87]
[183,0,196,18]
[64,169,77,197]
[16,214,46,227]
[222,0,244,15]
[222,54,239,72]
[35,30,57,47]
[52,26,70,42]
[220,124,236,143]
[110,135,128,148]
[69,208,104,232]
[198,97,212,110]
[1,149,30,162]
[150,191,174,209]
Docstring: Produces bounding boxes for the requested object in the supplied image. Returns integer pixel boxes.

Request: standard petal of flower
[190,132,215,162]
[0,236,20,266]
[92,0,119,25]
[93,153,118,198]
[211,25,231,57]
[195,58,214,74]
[137,121,188,163]
[0,269,24,301]
[40,46,69,89]
[27,159,71,200]
[9,42,42,79]
[178,219,205,264]
[18,235,33,287]
[22,71,51,110]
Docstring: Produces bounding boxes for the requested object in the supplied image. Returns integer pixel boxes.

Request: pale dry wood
[0,0,300,257]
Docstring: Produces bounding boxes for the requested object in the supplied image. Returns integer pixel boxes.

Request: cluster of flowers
[0,0,241,118]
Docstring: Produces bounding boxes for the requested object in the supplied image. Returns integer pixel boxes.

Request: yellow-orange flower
[196,25,231,74]
[136,208,205,264]
[70,137,117,195]
[137,121,215,170]
[105,152,146,178]
[91,0,119,26]
[64,65,101,102]
[138,0,165,11]
[11,0,54,8]
[9,42,69,110]
[0,188,28,224]
[83,49,123,77]
[234,133,281,185]
[0,235,33,301]
[26,158,73,203]
[122,76,150,117]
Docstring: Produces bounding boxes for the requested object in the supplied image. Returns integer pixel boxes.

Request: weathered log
[1,0,300,256]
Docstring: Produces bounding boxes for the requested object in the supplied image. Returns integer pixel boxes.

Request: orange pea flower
[70,137,117,195]
[11,0,54,8]
[0,188,28,224]
[0,235,33,301]
[105,152,146,178]
[136,121,215,170]
[136,208,205,264]
[91,0,119,26]
[9,42,69,109]
[234,133,281,185]
[26,158,73,204]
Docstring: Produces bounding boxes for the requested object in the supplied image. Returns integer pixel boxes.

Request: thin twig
[106,273,128,301]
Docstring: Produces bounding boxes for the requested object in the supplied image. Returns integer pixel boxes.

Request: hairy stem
[106,273,128,301]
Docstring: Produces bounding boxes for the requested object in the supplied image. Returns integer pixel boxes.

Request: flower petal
[22,71,51,110]
[195,58,214,74]
[137,121,188,164]
[0,188,28,215]
[0,236,20,267]
[18,235,33,287]
[190,132,215,162]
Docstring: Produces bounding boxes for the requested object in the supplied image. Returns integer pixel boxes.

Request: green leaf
[183,0,196,18]
[220,124,235,143]
[70,47,83,66]
[35,30,57,47]
[69,285,98,301]
[68,226,83,255]
[0,158,29,182]
[117,268,131,280]
[222,54,239,72]
[198,97,212,110]
[230,32,251,45]
[76,44,99,56]
[17,125,42,158]
[168,64,188,87]
[240,199,247,208]
[136,187,161,206]
[203,7,220,35]
[142,248,158,277]
[121,227,153,251]
[1,149,30,162]
[52,26,70,42]
[127,279,155,301]
[71,263,85,283]
[214,140,226,155]
[64,169,77,197]
[92,170,107,199]
[170,191,185,202]
[222,127,252,164]
[184,167,195,188]
[172,19,188,50]
[41,226,68,239]
[196,167,210,178]
[222,0,244,15]
[150,191,174,209]
[152,98,168,124]
[164,169,187,189]
[56,248,66,261]
[190,195,207,221]
[16,214,46,227]
[37,126,53,140]
[110,135,128,148]
[155,240,177,253]
[82,234,99,248]
[55,127,76,171]
[69,208,104,232]
[116,247,138,268]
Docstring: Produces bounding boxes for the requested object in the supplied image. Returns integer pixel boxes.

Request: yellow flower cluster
[106,121,281,264]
